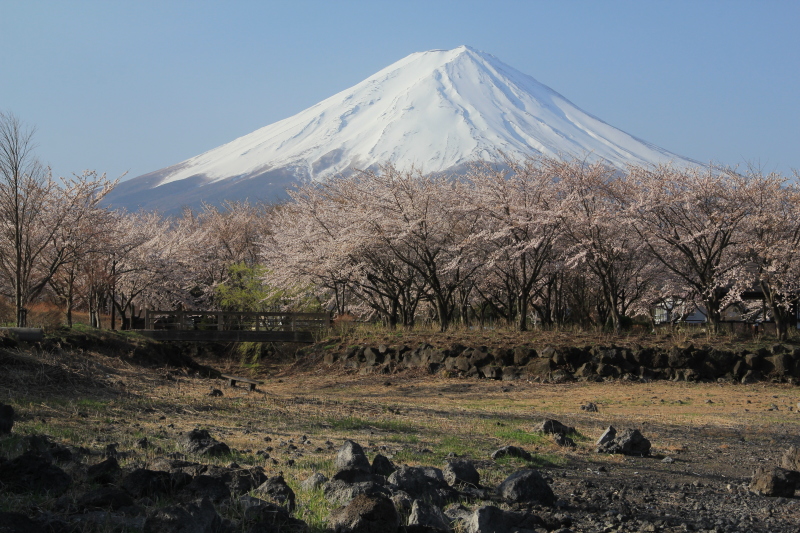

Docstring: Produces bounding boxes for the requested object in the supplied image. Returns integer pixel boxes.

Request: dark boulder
[328,493,399,533]
[525,358,552,377]
[500,366,521,381]
[464,505,545,533]
[387,465,457,506]
[538,419,574,435]
[513,347,535,366]
[490,445,532,462]
[467,348,492,368]
[750,466,799,497]
[371,453,395,477]
[0,451,72,495]
[254,474,296,512]
[323,479,392,505]
[491,348,513,367]
[406,499,451,533]
[182,429,231,457]
[552,433,575,447]
[181,474,231,502]
[667,344,693,368]
[86,456,121,485]
[301,472,328,491]
[479,365,502,380]
[781,445,800,471]
[332,466,384,485]
[121,469,174,498]
[496,469,556,506]
[595,426,651,456]
[335,440,371,472]
[763,353,794,376]
[443,459,480,487]
[14,435,72,462]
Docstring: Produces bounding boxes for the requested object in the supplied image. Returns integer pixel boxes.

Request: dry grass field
[2,327,800,531]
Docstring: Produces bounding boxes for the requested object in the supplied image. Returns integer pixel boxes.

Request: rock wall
[323,342,800,384]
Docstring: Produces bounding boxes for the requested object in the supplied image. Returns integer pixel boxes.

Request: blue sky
[1,0,798,181]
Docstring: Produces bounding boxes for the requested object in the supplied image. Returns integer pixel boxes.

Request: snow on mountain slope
[105,46,697,212]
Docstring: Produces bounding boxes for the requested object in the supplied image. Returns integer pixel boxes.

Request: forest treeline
[2,112,800,338]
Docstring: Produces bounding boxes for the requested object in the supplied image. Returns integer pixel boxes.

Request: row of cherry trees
[262,157,800,338]
[3,109,798,337]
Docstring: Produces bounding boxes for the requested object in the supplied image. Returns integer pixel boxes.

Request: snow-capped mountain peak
[105,46,696,212]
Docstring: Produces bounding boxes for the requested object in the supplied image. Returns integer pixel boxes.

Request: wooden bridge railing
[141,310,331,332]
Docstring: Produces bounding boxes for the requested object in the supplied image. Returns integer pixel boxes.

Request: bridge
[135,310,330,343]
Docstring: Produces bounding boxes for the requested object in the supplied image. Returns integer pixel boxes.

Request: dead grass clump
[26,302,64,332]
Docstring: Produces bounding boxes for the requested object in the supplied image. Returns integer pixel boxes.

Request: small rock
[336,440,371,472]
[87,457,121,485]
[301,472,328,491]
[539,419,575,435]
[595,426,651,456]
[443,459,480,487]
[490,445,533,461]
[781,445,800,471]
[254,474,296,512]
[750,466,799,497]
[552,433,576,447]
[371,453,396,477]
[182,429,231,457]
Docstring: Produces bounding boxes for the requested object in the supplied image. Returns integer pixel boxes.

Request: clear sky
[1,0,798,181]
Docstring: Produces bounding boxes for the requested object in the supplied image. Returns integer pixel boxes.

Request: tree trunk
[436,296,450,332]
[517,294,529,332]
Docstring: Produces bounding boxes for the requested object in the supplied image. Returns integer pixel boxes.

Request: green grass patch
[435,434,484,458]
[77,398,108,410]
[290,483,334,533]
[387,433,419,444]
[492,428,549,446]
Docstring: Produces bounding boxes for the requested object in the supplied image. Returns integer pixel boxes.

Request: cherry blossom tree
[552,158,657,332]
[628,165,750,331]
[468,157,563,331]
[728,170,800,340]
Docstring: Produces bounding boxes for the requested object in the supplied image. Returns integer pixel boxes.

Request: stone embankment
[323,342,800,383]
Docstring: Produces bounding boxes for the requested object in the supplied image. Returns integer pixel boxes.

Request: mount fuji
[104,46,697,213]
